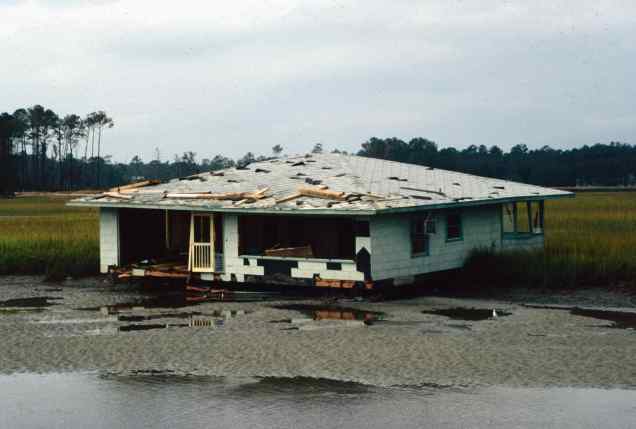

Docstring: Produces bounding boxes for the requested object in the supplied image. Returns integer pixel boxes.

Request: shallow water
[1,373,635,429]
[422,307,512,321]
[271,303,384,322]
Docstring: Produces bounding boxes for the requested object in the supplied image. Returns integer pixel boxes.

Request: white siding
[99,208,119,273]
[291,260,364,281]
[355,236,371,254]
[370,206,502,281]
[220,214,262,282]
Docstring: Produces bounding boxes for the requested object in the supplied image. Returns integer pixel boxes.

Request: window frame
[501,201,545,239]
[410,213,432,257]
[445,210,463,242]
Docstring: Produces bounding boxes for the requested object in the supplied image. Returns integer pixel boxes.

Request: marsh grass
[0,197,98,279]
[463,192,636,289]
[1,193,635,287]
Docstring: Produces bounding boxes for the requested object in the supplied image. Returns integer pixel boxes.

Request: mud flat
[0,276,635,388]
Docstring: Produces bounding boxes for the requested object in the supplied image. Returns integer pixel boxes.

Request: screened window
[411,215,433,256]
[446,212,462,241]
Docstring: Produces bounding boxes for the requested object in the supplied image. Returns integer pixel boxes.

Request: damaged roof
[68,153,573,215]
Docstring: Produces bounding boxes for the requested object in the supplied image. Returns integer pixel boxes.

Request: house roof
[68,153,573,215]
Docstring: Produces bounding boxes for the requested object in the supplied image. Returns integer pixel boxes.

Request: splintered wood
[100,191,133,200]
[298,186,345,200]
[110,180,160,193]
[276,186,346,204]
[275,192,302,204]
[165,187,270,202]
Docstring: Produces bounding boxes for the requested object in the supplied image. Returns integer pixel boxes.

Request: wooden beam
[297,187,345,201]
[100,191,133,200]
[110,180,160,192]
[276,192,302,204]
[120,189,167,195]
[314,277,356,288]
[165,187,270,202]
[144,270,189,279]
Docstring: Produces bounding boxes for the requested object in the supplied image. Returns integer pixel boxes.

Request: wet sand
[1,276,635,388]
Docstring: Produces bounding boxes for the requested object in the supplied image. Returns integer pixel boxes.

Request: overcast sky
[1,0,634,162]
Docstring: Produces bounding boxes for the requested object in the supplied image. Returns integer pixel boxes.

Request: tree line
[356,137,636,187]
[2,107,635,197]
[0,105,113,195]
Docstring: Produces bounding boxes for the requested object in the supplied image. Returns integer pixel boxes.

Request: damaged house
[69,153,572,289]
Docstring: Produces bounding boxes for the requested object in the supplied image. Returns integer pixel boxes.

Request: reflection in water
[570,307,636,329]
[1,373,635,429]
[271,304,384,323]
[422,307,512,321]
[0,296,63,308]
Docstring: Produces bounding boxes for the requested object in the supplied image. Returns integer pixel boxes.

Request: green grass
[463,192,636,289]
[0,197,99,279]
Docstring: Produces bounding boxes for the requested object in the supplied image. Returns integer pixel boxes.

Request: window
[502,201,544,236]
[446,211,462,241]
[411,214,433,256]
[530,201,544,234]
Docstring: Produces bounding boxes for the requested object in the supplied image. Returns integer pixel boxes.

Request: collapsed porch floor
[116,257,192,280]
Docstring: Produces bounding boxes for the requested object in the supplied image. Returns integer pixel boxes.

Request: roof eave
[67,192,573,216]
[374,192,574,215]
[66,200,378,216]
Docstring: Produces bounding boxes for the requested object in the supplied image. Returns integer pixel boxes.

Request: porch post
[187,212,194,271]
[165,209,170,250]
[210,214,216,272]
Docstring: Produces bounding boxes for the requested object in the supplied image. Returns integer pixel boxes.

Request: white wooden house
[69,153,572,289]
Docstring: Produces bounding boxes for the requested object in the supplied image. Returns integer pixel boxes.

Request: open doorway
[188,213,224,272]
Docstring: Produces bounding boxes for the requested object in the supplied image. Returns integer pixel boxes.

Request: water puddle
[0,296,63,308]
[570,308,636,330]
[271,304,384,324]
[35,317,118,324]
[118,318,224,332]
[76,294,195,311]
[77,291,273,312]
[117,311,208,322]
[421,307,511,321]
[524,304,636,330]
[118,323,189,332]
[186,290,279,303]
[34,287,63,292]
[0,307,45,314]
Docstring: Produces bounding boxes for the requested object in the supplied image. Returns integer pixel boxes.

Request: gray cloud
[1,0,634,162]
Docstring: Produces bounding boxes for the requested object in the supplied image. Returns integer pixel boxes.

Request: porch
[110,208,368,287]
[113,208,224,279]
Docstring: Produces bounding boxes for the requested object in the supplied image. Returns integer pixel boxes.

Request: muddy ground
[1,276,635,388]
